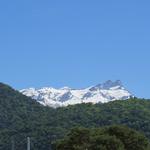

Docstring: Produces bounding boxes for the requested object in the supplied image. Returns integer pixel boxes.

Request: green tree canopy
[54,125,150,150]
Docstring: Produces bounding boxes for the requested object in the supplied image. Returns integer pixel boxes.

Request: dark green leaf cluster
[54,125,150,150]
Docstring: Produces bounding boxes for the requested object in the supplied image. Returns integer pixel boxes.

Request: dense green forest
[0,82,150,150]
[53,126,150,150]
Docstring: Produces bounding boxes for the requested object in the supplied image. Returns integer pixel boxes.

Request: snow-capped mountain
[20,80,132,108]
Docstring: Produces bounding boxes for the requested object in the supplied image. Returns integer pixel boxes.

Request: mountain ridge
[20,80,132,108]
[0,82,150,150]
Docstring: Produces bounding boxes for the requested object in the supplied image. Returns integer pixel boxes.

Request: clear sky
[0,0,150,98]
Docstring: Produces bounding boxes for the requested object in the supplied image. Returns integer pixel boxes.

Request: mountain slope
[0,82,150,150]
[20,80,132,107]
[0,83,57,150]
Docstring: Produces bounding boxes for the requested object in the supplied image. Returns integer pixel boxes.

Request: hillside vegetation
[53,126,150,150]
[0,83,150,149]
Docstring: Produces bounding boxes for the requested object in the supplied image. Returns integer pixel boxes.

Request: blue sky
[0,0,150,98]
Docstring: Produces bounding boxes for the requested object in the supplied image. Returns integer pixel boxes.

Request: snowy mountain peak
[60,86,72,90]
[20,80,133,108]
[103,80,122,88]
[90,80,123,91]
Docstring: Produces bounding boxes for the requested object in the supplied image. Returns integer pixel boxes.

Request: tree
[54,125,150,150]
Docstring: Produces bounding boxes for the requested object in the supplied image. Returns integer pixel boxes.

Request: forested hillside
[53,126,150,150]
[0,83,150,150]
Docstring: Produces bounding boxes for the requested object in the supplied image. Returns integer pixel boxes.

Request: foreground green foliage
[0,83,150,149]
[53,126,150,150]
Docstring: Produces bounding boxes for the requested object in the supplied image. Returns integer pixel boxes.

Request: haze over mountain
[20,80,132,108]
